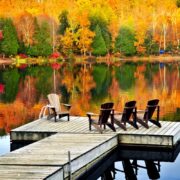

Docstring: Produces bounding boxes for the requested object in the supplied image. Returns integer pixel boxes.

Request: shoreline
[0,55,180,65]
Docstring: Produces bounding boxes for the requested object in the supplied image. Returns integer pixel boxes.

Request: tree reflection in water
[0,61,180,135]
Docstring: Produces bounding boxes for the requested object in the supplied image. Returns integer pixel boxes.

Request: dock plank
[1,133,118,178]
[0,165,63,180]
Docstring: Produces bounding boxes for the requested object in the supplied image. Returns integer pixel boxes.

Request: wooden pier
[0,116,180,179]
[11,116,180,147]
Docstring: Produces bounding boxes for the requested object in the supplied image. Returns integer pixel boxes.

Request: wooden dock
[11,116,180,147]
[0,116,180,179]
[0,133,117,179]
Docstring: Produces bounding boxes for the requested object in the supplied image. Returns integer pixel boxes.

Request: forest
[0,0,180,59]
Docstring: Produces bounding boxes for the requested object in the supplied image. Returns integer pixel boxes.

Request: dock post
[68,151,72,180]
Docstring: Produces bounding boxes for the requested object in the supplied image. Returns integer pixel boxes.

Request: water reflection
[0,61,180,135]
[77,145,180,180]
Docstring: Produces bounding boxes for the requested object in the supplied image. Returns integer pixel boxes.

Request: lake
[0,60,180,179]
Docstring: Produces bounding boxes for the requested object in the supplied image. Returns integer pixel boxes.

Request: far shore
[0,55,180,65]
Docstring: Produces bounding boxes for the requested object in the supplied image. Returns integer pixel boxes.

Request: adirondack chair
[114,101,138,130]
[137,99,161,128]
[86,102,116,134]
[47,93,71,122]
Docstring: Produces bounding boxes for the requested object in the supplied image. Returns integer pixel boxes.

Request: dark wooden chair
[47,93,71,122]
[86,102,116,134]
[114,101,138,130]
[137,99,161,128]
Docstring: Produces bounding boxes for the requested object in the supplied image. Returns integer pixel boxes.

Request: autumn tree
[27,19,52,56]
[115,26,136,56]
[76,12,94,56]
[0,18,19,56]
[60,28,76,56]
[15,12,35,47]
[92,25,107,56]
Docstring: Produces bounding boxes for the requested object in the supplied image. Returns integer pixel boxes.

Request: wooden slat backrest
[121,101,136,122]
[47,94,61,112]
[143,99,159,120]
[99,102,114,125]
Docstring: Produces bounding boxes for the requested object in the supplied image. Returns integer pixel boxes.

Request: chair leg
[67,115,70,121]
[149,119,161,127]
[106,123,116,132]
[137,118,149,128]
[89,119,92,131]
[128,121,139,129]
[92,124,103,134]
[114,118,126,131]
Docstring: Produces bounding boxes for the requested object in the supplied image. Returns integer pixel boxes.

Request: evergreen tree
[58,10,70,35]
[0,18,19,56]
[92,25,107,56]
[115,26,136,56]
[90,16,112,52]
[28,20,52,57]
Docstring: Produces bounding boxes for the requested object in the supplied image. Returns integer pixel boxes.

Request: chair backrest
[121,101,136,122]
[143,99,159,120]
[47,93,61,112]
[99,102,114,125]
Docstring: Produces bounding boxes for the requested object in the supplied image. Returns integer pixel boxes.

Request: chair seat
[56,111,69,115]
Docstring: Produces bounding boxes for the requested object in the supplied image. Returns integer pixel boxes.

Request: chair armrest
[47,104,55,108]
[86,112,99,117]
[61,103,71,110]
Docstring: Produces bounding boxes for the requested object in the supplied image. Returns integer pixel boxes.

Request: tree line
[0,0,180,58]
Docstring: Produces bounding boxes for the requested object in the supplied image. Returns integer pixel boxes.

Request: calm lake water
[0,60,180,179]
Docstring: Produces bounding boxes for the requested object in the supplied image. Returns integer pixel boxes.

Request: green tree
[58,10,70,35]
[115,26,136,56]
[90,16,112,52]
[0,18,19,56]
[92,25,107,56]
[27,20,52,57]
